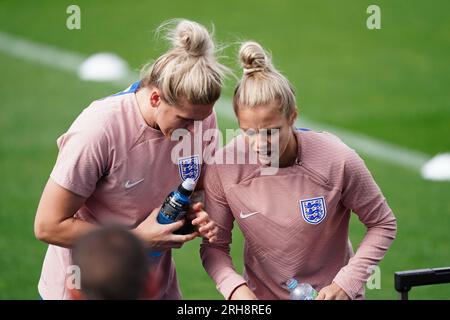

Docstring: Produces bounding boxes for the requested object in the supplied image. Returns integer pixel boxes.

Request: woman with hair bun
[34,19,226,300]
[201,41,397,300]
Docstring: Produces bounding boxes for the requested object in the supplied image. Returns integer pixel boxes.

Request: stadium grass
[0,0,449,299]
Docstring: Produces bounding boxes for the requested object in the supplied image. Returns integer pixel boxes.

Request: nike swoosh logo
[124,178,145,189]
[239,211,260,219]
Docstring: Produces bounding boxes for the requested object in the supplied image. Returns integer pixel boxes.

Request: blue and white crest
[300,196,327,225]
[178,155,200,182]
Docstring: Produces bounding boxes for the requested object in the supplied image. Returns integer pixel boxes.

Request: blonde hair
[233,41,296,116]
[141,19,229,105]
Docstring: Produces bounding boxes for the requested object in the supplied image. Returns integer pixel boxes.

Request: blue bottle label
[150,189,191,258]
[157,191,190,224]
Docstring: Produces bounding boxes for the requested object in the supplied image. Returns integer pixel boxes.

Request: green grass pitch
[0,0,449,299]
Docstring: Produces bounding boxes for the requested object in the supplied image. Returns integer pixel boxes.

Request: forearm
[333,211,397,299]
[337,149,398,298]
[200,244,247,299]
[35,216,97,248]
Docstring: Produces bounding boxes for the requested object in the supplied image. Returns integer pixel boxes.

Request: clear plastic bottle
[286,278,318,300]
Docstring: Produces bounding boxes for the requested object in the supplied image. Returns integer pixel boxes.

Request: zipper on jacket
[296,160,329,185]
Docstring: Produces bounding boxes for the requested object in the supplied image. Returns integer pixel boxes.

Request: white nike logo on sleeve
[239,211,260,219]
[124,178,145,189]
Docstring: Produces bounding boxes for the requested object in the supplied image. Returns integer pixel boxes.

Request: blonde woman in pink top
[201,42,397,300]
[34,20,226,299]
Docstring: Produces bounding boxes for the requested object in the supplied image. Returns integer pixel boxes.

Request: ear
[149,88,161,108]
[288,108,298,126]
[69,288,85,300]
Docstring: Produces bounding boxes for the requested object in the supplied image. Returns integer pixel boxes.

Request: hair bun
[239,41,270,75]
[166,19,214,57]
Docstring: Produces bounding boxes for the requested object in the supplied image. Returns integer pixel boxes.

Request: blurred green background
[0,0,449,299]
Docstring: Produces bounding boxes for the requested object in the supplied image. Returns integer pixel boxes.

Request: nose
[251,134,270,154]
[185,121,195,132]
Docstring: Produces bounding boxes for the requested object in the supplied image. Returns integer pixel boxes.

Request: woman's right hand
[229,284,258,300]
[132,207,198,251]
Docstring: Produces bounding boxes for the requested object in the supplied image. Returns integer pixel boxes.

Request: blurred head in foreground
[70,226,149,300]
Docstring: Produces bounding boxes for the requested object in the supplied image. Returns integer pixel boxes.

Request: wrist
[229,284,256,300]
[229,284,246,300]
[131,226,145,243]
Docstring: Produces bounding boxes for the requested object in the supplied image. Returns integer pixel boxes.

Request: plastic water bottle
[149,178,196,257]
[286,278,318,300]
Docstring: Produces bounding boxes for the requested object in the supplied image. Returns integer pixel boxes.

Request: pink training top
[38,81,217,300]
[200,129,397,300]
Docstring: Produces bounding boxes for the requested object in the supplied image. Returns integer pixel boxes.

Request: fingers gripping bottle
[286,278,318,300]
[149,178,196,258]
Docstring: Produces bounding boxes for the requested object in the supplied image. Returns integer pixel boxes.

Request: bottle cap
[286,278,298,291]
[181,178,196,191]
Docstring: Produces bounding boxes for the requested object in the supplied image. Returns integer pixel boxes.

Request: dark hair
[71,226,149,300]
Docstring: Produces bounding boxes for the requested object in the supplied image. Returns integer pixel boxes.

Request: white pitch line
[0,31,136,85]
[214,99,429,170]
[298,118,429,170]
[0,31,431,171]
[0,31,84,72]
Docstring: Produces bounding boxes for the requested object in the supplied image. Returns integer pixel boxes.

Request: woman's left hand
[188,202,218,243]
[315,282,350,300]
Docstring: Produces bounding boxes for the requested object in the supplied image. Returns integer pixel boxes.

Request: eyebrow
[178,115,195,121]
[179,109,213,121]
[240,127,282,131]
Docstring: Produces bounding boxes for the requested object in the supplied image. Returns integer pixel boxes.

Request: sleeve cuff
[217,273,247,300]
[333,271,363,300]
[49,173,91,198]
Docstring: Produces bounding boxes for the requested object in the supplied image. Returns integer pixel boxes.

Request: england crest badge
[300,196,327,225]
[178,155,200,182]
